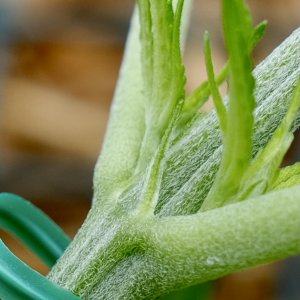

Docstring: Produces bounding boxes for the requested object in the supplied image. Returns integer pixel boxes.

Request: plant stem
[48,186,300,299]
[47,6,300,300]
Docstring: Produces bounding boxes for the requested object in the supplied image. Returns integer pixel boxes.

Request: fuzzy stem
[48,186,300,299]
[47,8,300,300]
[92,187,300,300]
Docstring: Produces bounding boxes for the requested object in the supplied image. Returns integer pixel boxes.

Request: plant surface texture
[46,0,300,299]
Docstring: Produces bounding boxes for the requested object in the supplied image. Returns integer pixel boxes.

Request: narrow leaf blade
[200,0,255,211]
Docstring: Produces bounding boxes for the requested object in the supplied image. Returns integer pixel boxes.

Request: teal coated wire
[0,240,80,300]
[0,193,71,267]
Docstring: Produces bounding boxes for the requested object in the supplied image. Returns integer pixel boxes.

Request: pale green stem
[93,8,145,206]
[52,186,300,299]
[48,7,300,300]
[143,187,300,298]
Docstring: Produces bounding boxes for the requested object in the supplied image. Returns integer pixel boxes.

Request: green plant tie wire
[0,240,80,300]
[0,193,80,299]
[0,193,70,267]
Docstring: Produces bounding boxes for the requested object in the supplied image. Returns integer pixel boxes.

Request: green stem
[93,7,145,207]
[49,186,300,299]
[148,187,300,290]
[47,5,300,300]
[101,186,300,300]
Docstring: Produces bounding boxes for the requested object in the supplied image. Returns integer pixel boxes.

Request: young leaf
[249,20,268,50]
[137,103,184,214]
[173,62,228,144]
[201,36,300,210]
[232,78,300,201]
[200,0,256,211]
[204,31,227,134]
[157,28,300,216]
[135,0,186,172]
[94,1,193,206]
[272,162,300,190]
[178,20,266,132]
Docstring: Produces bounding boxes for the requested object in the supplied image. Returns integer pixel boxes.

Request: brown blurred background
[0,0,299,299]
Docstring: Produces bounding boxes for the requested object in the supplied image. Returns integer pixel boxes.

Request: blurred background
[0,0,299,299]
